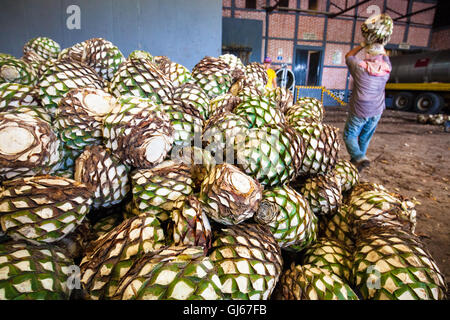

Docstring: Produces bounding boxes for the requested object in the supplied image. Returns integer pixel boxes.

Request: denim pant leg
[343,114,367,161]
[358,114,381,156]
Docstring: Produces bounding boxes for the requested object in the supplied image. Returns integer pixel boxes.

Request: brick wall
[269,13,295,39]
[327,19,354,43]
[266,39,294,64]
[223,0,437,96]
[322,68,348,90]
[431,27,450,50]
[298,16,325,41]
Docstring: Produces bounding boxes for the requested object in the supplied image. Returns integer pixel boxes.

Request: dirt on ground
[324,108,450,287]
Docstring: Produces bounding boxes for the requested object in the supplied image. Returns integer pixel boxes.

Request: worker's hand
[360,42,368,48]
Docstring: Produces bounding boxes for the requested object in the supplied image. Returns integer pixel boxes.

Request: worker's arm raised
[345,44,365,59]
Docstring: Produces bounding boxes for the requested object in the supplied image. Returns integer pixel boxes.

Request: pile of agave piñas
[0,37,447,300]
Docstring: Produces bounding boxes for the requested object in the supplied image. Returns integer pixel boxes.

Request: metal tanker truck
[386,49,450,114]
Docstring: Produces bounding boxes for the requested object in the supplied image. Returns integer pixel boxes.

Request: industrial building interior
[0,0,448,305]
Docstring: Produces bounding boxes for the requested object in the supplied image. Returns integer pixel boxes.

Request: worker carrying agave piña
[343,13,393,172]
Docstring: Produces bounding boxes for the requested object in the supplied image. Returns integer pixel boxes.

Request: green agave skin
[209,223,283,300]
[0,58,36,86]
[23,37,61,60]
[255,185,316,249]
[0,241,73,300]
[0,83,39,111]
[112,246,224,300]
[234,95,284,128]
[353,228,447,300]
[276,264,359,300]
[303,238,353,284]
[236,126,297,187]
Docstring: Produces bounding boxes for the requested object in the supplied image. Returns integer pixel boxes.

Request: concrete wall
[0,0,223,70]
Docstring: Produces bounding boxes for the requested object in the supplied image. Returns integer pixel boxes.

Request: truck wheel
[413,92,443,114]
[392,92,414,111]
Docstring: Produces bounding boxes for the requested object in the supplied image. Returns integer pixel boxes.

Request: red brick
[357,0,385,19]
[329,0,357,16]
[266,39,294,64]
[269,13,296,38]
[431,28,450,50]
[407,27,430,47]
[299,0,327,11]
[223,9,232,18]
[324,44,351,66]
[223,0,232,8]
[410,2,435,25]
[322,67,348,90]
[389,24,406,44]
[386,0,408,23]
[298,16,325,40]
[327,19,354,43]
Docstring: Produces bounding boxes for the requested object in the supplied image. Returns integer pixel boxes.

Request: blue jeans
[343,113,382,161]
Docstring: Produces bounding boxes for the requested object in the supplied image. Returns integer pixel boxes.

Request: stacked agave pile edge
[0,36,447,301]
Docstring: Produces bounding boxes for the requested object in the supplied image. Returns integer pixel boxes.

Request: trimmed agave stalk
[23,37,60,60]
[80,38,125,81]
[131,160,194,222]
[361,13,394,45]
[0,57,36,86]
[333,159,360,192]
[171,196,212,250]
[236,125,302,187]
[199,164,262,225]
[0,113,61,180]
[102,96,174,168]
[218,53,245,76]
[38,60,104,117]
[209,223,283,300]
[191,56,233,100]
[303,237,353,284]
[92,212,123,239]
[172,82,210,120]
[275,264,359,300]
[54,88,118,151]
[109,57,174,104]
[293,122,340,175]
[346,183,417,235]
[174,146,216,188]
[161,102,203,147]
[234,95,284,128]
[0,83,39,111]
[264,87,294,113]
[353,227,447,300]
[319,205,355,249]
[8,105,52,124]
[157,58,193,87]
[255,185,317,249]
[74,145,130,209]
[285,97,324,125]
[299,173,343,216]
[208,93,242,118]
[80,214,166,300]
[0,176,93,244]
[112,246,224,300]
[128,50,153,61]
[0,241,73,300]
[244,62,268,92]
[202,111,249,164]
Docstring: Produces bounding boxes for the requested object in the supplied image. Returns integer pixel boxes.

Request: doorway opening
[294,47,323,86]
